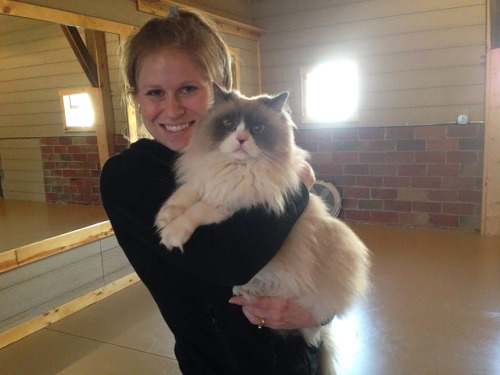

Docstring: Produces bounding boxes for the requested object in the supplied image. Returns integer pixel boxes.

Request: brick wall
[297,123,484,232]
[41,135,129,204]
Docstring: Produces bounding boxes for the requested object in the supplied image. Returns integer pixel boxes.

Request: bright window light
[59,87,102,132]
[301,60,359,124]
[63,93,95,127]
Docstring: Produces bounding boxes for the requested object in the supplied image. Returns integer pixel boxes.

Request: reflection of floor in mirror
[0,199,108,253]
[0,224,499,375]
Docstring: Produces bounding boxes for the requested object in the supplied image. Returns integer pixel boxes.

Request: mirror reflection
[0,14,128,253]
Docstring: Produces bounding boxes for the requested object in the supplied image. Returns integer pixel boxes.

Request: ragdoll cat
[155,84,370,375]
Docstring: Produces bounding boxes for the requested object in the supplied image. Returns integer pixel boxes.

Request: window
[300,60,359,124]
[59,87,103,132]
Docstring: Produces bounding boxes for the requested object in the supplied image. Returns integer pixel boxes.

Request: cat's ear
[266,92,289,112]
[212,82,231,104]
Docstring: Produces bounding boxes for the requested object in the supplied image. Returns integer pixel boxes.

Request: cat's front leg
[155,184,199,231]
[160,201,230,251]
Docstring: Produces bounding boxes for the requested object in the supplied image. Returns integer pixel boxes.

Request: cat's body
[155,84,370,375]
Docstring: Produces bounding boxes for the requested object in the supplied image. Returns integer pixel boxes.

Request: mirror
[0,5,136,266]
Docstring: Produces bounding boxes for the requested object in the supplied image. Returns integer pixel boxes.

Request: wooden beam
[136,0,265,41]
[0,0,137,36]
[92,30,116,166]
[482,0,500,236]
[60,25,99,88]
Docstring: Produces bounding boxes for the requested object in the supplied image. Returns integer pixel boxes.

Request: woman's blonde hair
[120,8,233,106]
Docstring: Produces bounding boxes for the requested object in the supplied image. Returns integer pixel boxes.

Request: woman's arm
[100,148,309,286]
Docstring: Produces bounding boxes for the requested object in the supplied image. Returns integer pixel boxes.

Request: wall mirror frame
[0,0,138,273]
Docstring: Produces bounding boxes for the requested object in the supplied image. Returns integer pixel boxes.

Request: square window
[59,87,103,132]
[300,61,359,124]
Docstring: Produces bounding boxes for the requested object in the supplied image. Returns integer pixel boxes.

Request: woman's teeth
[163,122,192,132]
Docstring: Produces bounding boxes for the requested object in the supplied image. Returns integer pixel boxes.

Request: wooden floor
[0,223,499,374]
[0,199,108,253]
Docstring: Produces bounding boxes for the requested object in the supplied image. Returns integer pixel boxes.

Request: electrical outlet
[457,115,469,125]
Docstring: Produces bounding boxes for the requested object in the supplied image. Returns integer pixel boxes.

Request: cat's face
[194,85,294,163]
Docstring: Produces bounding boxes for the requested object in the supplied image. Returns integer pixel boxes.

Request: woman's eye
[251,124,265,134]
[222,119,235,130]
[180,85,198,96]
[146,89,164,98]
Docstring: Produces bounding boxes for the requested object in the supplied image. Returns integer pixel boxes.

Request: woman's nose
[163,96,185,118]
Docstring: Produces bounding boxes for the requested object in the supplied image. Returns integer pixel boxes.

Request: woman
[100,8,322,374]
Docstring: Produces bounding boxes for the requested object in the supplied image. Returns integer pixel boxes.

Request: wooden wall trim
[0,221,114,274]
[483,0,500,236]
[136,0,265,40]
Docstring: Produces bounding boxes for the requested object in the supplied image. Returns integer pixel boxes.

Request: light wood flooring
[1,223,499,374]
[0,199,108,253]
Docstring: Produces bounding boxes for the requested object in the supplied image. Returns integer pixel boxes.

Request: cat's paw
[155,204,186,230]
[158,216,196,252]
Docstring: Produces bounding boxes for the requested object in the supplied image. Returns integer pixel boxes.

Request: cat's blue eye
[251,124,265,134]
[222,119,235,130]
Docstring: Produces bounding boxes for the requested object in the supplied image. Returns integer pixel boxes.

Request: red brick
[344,187,370,198]
[446,151,479,163]
[385,200,412,212]
[345,164,369,175]
[386,151,415,163]
[413,201,442,213]
[447,124,480,138]
[344,210,371,221]
[40,137,59,145]
[371,188,397,199]
[67,145,83,153]
[318,163,343,175]
[458,190,482,203]
[59,137,73,145]
[332,128,358,140]
[412,177,441,189]
[359,152,386,163]
[369,140,396,152]
[306,129,333,141]
[358,128,385,139]
[427,139,458,151]
[415,125,446,139]
[442,176,476,190]
[428,164,459,176]
[397,139,425,151]
[429,214,459,227]
[387,127,414,139]
[415,151,446,164]
[370,164,397,176]
[63,170,77,177]
[442,203,475,215]
[383,176,411,188]
[331,152,358,163]
[428,190,458,202]
[371,211,398,223]
[398,164,426,176]
[356,176,383,187]
[458,138,484,151]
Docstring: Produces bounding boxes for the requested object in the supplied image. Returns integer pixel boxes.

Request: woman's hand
[229,296,319,330]
[298,161,316,190]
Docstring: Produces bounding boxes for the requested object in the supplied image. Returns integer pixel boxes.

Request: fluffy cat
[155,84,371,375]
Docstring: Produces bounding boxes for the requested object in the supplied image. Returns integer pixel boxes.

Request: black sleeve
[100,151,309,286]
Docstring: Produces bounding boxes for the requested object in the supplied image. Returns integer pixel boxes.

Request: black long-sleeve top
[100,138,319,374]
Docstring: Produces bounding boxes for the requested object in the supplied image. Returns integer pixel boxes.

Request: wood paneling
[253,0,487,127]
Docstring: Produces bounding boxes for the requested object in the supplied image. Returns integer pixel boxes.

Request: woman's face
[135,48,212,151]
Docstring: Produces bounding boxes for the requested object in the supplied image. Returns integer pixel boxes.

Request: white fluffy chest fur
[175,136,308,215]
